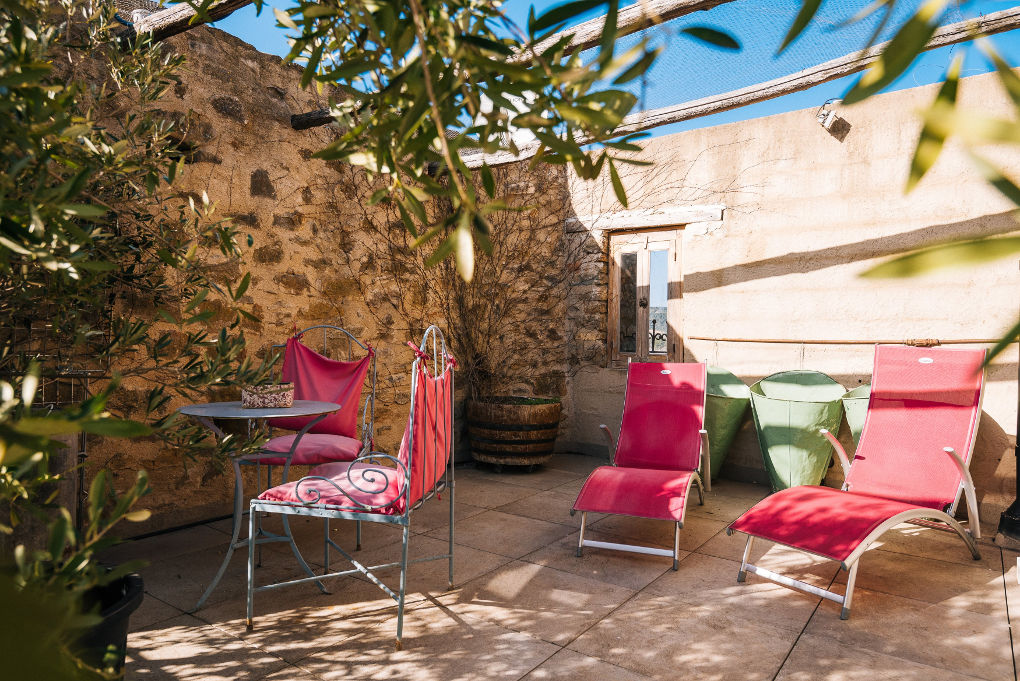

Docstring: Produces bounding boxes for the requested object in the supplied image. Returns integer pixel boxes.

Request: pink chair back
[845,345,985,510]
[270,336,373,438]
[397,361,454,511]
[615,362,707,471]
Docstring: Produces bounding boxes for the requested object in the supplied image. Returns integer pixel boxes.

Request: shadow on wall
[684,210,1020,294]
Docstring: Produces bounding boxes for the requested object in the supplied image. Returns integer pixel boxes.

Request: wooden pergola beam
[291,0,738,130]
[117,0,253,43]
[463,5,1020,168]
[516,0,732,66]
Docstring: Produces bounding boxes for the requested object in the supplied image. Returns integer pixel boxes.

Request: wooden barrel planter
[466,397,562,469]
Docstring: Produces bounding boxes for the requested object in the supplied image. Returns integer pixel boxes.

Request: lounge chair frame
[574,361,712,570]
[730,346,985,619]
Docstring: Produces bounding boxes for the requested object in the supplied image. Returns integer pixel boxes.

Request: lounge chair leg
[576,512,587,557]
[841,561,860,620]
[246,505,256,631]
[356,519,362,551]
[737,536,754,583]
[673,522,681,571]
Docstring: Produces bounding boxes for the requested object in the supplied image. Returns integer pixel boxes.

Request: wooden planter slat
[466,398,562,467]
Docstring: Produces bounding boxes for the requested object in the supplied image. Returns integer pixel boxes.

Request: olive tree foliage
[233,0,735,281]
[788,0,1020,359]
[1,1,270,675]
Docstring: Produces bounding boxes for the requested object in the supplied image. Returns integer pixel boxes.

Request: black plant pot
[74,573,144,673]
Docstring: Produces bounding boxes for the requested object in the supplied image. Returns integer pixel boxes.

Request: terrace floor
[113,453,1017,681]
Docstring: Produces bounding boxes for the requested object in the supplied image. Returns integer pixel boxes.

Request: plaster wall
[563,69,1020,521]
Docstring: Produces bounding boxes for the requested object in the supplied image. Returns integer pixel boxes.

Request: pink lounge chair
[572,362,710,569]
[247,326,454,649]
[728,345,985,619]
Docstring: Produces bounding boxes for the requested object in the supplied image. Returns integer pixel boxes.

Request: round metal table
[179,399,341,611]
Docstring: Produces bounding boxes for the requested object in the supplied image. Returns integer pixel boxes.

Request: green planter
[750,370,846,491]
[841,384,871,448]
[704,366,751,481]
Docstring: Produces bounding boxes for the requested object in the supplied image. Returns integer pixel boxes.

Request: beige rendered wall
[562,69,1020,522]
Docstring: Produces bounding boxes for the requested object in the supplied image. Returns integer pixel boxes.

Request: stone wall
[561,69,1020,522]
[85,26,570,535]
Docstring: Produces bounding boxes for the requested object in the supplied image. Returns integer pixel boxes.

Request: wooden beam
[291,0,738,130]
[517,0,733,66]
[291,108,334,131]
[565,205,724,231]
[464,5,1020,168]
[118,0,253,43]
[612,5,1020,137]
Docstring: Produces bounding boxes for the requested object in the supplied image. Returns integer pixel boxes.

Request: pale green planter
[750,370,847,492]
[842,384,871,448]
[704,366,751,481]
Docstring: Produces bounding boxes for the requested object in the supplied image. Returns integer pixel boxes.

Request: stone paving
[112,453,1017,681]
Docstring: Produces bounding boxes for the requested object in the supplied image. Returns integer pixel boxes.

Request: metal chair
[247,325,455,649]
[250,325,377,549]
[728,345,985,619]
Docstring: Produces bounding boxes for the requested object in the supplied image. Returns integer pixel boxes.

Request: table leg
[191,457,245,612]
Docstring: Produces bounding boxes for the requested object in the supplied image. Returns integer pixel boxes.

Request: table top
[178,400,341,420]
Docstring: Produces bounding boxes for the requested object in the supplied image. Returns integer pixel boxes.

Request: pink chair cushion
[615,362,706,471]
[257,461,402,514]
[257,433,363,466]
[573,465,698,522]
[729,485,922,562]
[845,345,985,510]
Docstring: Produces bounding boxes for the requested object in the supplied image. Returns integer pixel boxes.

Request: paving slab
[293,603,558,681]
[428,510,575,559]
[436,560,637,645]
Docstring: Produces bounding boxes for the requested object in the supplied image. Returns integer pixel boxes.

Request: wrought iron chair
[247,326,455,649]
[248,324,377,550]
[728,345,985,619]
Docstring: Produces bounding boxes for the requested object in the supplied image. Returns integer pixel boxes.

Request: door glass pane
[648,249,668,354]
[619,251,637,353]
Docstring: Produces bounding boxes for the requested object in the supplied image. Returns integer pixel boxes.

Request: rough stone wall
[84,26,570,535]
[562,69,1020,522]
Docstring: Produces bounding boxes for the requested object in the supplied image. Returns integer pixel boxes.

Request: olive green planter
[842,384,871,447]
[704,367,751,481]
[466,397,561,469]
[750,370,846,491]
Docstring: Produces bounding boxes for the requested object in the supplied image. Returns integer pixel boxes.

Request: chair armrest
[599,424,615,465]
[943,447,981,539]
[699,429,711,492]
[819,428,852,479]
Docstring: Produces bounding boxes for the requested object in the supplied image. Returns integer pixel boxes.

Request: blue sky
[213,0,1020,136]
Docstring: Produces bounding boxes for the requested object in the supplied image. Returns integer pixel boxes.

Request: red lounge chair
[728,345,985,619]
[247,326,454,649]
[572,362,710,569]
